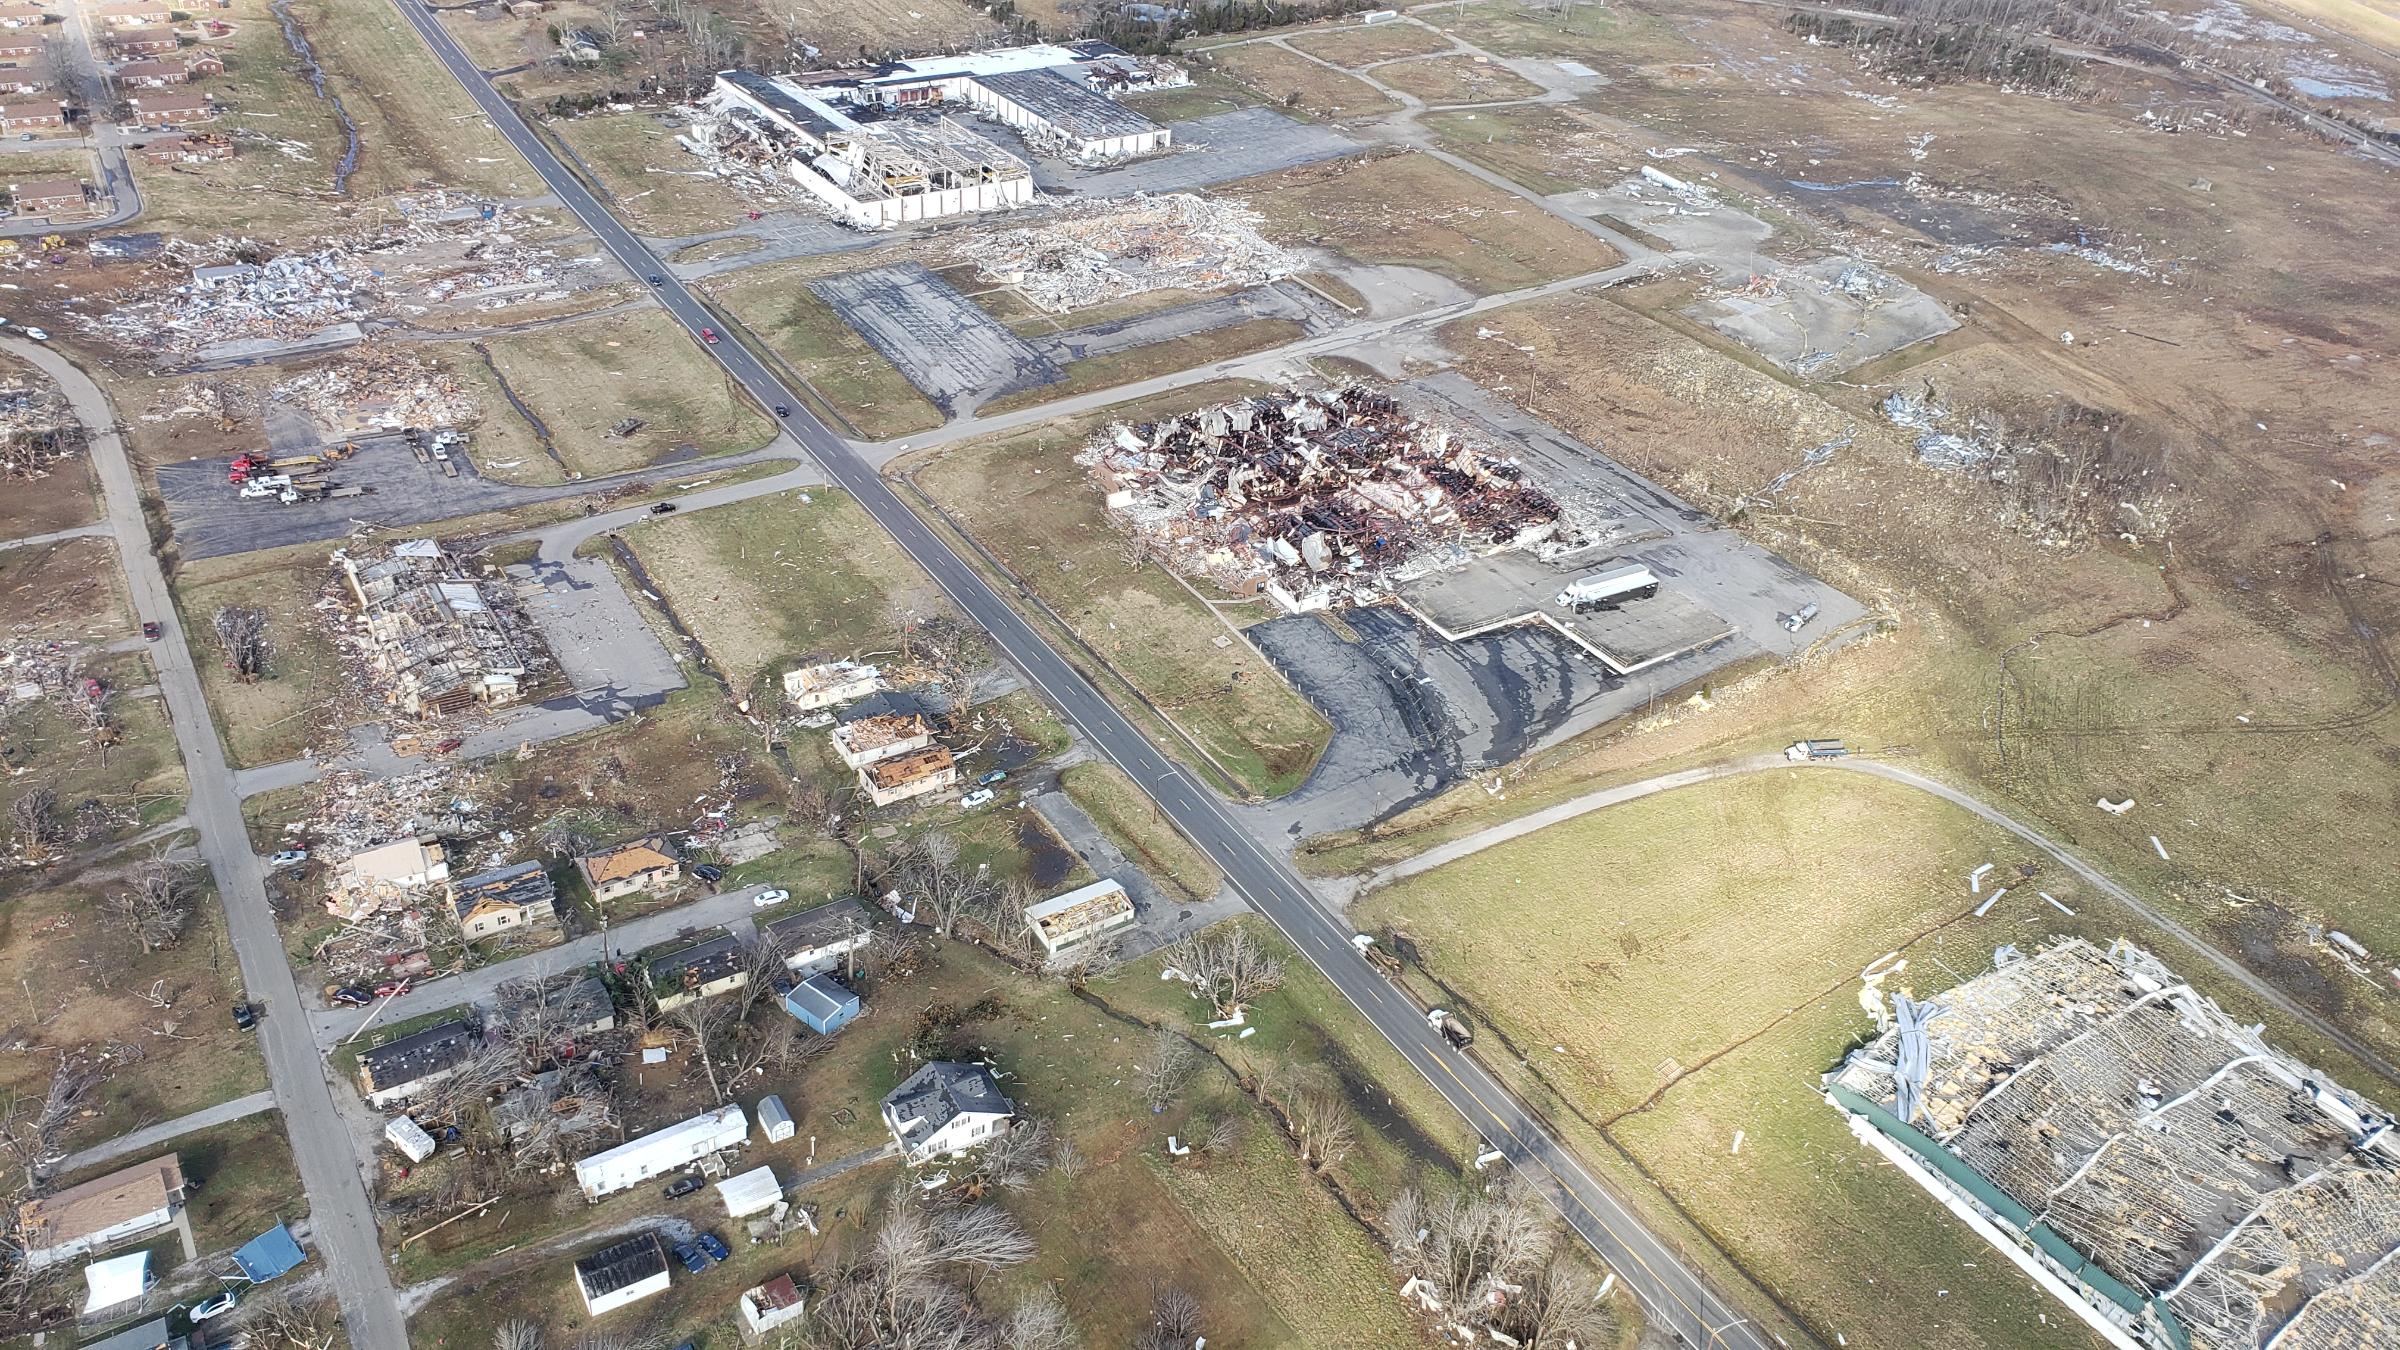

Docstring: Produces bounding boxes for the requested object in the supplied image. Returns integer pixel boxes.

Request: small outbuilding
[739,1274,808,1341]
[574,1232,670,1318]
[780,971,861,1035]
[716,1164,782,1218]
[757,1093,795,1144]
[384,1115,437,1163]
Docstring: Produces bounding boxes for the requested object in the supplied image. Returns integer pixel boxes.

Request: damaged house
[328,835,449,921]
[338,540,548,719]
[576,835,680,903]
[1081,386,1586,615]
[830,712,933,770]
[641,928,748,1012]
[859,744,957,808]
[446,859,558,941]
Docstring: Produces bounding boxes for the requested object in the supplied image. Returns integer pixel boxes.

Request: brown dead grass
[1207,42,1402,119]
[1375,53,1547,103]
[1229,150,1622,293]
[1286,19,1459,66]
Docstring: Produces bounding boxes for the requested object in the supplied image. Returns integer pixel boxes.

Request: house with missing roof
[447,859,557,940]
[739,1273,808,1341]
[881,1060,1014,1164]
[763,897,874,977]
[577,835,680,903]
[16,1153,187,1268]
[641,928,748,1013]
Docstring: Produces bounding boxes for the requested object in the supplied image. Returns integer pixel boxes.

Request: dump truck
[1784,739,1848,762]
[1428,1009,1473,1049]
[1554,563,1660,613]
[1350,933,1402,978]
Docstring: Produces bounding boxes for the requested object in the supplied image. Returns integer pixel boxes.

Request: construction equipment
[1785,739,1849,762]
[38,234,64,250]
[1351,933,1402,978]
[1428,1008,1474,1049]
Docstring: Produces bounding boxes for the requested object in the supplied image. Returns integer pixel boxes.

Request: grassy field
[479,307,777,478]
[1286,20,1459,65]
[1227,151,1623,294]
[1058,761,1223,904]
[902,389,1332,799]
[0,649,187,856]
[1120,75,1269,123]
[551,112,758,237]
[704,271,946,440]
[1206,42,1403,119]
[1416,102,1634,197]
[622,487,947,695]
[169,542,341,770]
[4,453,98,537]
[405,937,1420,1348]
[977,317,1307,416]
[0,535,127,638]
[0,871,265,1149]
[1375,53,1547,103]
[1356,771,2116,1349]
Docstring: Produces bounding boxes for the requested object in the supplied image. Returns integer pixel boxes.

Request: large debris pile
[331,540,554,721]
[954,193,1297,314]
[1080,385,1584,612]
[75,200,595,358]
[270,350,477,434]
[0,385,84,479]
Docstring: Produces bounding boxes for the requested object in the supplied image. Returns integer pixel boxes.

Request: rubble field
[951,193,1299,316]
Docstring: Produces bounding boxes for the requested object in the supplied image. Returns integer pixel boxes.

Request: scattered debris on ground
[952,193,1298,314]
[0,384,86,480]
[1081,384,1594,612]
[328,539,555,722]
[269,349,478,434]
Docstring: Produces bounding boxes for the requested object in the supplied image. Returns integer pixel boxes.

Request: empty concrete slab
[810,262,1059,415]
[1035,108,1364,196]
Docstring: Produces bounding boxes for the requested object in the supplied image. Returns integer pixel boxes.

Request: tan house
[9,177,85,215]
[642,929,748,1012]
[831,713,931,770]
[859,745,957,807]
[576,835,679,903]
[125,90,209,124]
[0,36,42,58]
[447,860,557,941]
[0,6,51,30]
[0,99,60,128]
[0,71,45,95]
[181,51,222,76]
[17,1155,186,1269]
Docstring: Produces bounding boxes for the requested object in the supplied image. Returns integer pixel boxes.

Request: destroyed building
[336,540,550,719]
[1827,939,2400,1350]
[952,193,1297,315]
[328,835,449,922]
[1081,385,1586,614]
[859,744,957,807]
[696,45,1172,231]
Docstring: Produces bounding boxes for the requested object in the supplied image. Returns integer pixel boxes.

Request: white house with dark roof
[881,1060,1014,1164]
[574,1232,670,1317]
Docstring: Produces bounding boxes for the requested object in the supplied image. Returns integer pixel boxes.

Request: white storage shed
[717,1165,782,1218]
[384,1116,437,1163]
[758,1093,795,1144]
[573,1103,748,1200]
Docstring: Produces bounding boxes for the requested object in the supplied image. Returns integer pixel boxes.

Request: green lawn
[479,307,777,479]
[1059,761,1223,904]
[704,272,945,440]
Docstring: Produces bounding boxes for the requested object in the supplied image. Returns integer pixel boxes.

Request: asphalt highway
[385,4,1779,1343]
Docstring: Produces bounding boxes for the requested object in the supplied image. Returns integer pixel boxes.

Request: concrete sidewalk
[41,1090,277,1179]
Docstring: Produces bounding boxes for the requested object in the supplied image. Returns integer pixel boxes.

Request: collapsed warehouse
[334,540,551,719]
[695,44,1176,230]
[1827,938,2400,1350]
[952,193,1297,314]
[1080,385,1591,614]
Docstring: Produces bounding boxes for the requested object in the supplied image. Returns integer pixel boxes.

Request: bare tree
[0,1051,101,1190]
[494,1320,543,1350]
[1134,1028,1198,1113]
[103,856,195,954]
[212,604,275,681]
[812,1188,1037,1349]
[968,1115,1052,1193]
[666,994,743,1105]
[1281,1070,1355,1174]
[1385,1178,1558,1318]
[998,1286,1079,1350]
[534,808,610,860]
[8,785,60,861]
[1497,1253,1618,1348]
[238,1287,340,1349]
[884,831,998,937]
[1163,925,1285,1020]
[1133,1286,1202,1350]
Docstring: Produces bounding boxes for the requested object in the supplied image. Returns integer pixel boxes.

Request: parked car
[269,848,309,869]
[231,1002,257,1031]
[752,887,789,908]
[432,736,464,755]
[142,621,161,640]
[20,327,44,341]
[700,327,719,344]
[649,502,678,515]
[371,981,411,999]
[960,789,995,809]
[189,1288,239,1321]
[692,863,725,885]
[977,769,1008,786]
[695,1233,731,1263]
[670,1240,711,1274]
[662,1175,703,1199]
[328,985,373,1007]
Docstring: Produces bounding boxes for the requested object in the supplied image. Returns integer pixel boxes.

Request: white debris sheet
[951,193,1299,315]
